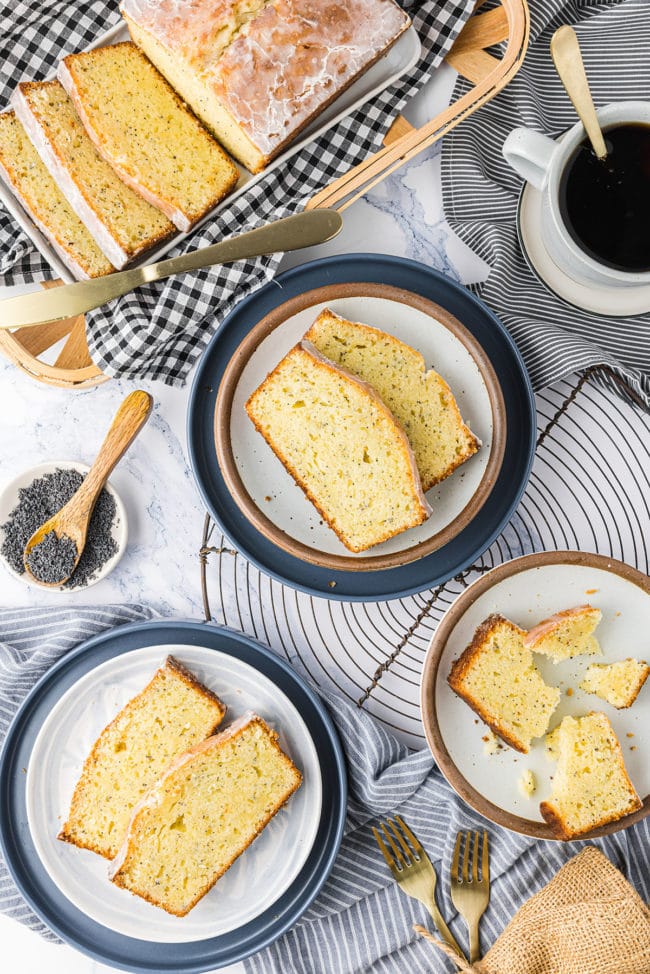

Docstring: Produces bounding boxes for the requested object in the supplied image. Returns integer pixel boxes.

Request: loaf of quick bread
[121,0,411,173]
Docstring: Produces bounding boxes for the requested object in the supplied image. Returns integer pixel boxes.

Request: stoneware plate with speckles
[215,282,506,572]
[421,550,650,840]
[25,643,322,943]
[188,254,536,600]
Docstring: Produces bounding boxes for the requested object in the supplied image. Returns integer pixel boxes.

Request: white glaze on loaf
[121,0,410,171]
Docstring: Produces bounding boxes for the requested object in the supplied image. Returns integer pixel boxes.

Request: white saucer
[26,644,322,942]
[517,182,650,318]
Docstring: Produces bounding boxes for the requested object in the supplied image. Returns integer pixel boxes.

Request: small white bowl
[0,460,128,591]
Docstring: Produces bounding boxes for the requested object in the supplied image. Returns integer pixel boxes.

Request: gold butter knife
[0,209,343,329]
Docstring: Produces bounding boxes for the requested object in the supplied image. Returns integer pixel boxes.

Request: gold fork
[372,815,465,960]
[450,830,491,963]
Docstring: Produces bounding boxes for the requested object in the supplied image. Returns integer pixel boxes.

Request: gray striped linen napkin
[441,0,650,409]
[1,608,649,972]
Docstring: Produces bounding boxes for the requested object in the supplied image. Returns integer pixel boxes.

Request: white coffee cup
[503,102,650,288]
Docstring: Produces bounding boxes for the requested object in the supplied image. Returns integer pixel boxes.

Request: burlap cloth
[417,846,650,974]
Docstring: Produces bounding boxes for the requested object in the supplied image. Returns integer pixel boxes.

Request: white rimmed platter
[0,21,421,282]
[421,550,650,840]
[0,460,127,591]
[215,282,506,572]
[25,644,322,943]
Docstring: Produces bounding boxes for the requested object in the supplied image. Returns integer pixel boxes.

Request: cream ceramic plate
[0,22,421,282]
[26,645,322,942]
[0,460,127,591]
[216,283,506,572]
[421,551,650,839]
[518,182,650,317]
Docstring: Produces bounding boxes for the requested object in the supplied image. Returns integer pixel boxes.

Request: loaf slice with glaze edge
[12,79,175,269]
[448,613,561,753]
[58,42,239,231]
[58,656,226,860]
[304,308,480,491]
[109,713,302,915]
[0,110,114,279]
[540,712,642,839]
[245,340,432,553]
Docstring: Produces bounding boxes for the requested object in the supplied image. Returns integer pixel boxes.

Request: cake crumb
[585,588,598,595]
[566,687,573,697]
[482,730,501,755]
[627,733,634,738]
[264,495,272,502]
[518,769,536,797]
[630,745,637,751]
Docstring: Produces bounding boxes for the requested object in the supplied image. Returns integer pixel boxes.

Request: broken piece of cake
[448,614,560,753]
[540,712,642,839]
[524,604,602,663]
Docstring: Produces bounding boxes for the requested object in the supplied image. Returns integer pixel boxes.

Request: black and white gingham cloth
[1,606,649,971]
[441,0,650,409]
[0,0,474,384]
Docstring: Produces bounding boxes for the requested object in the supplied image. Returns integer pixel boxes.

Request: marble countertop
[0,63,490,974]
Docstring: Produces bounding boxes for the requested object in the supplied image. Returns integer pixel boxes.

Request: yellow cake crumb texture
[579,658,649,709]
[58,656,226,860]
[245,341,431,552]
[518,769,536,797]
[524,604,602,662]
[58,42,239,230]
[539,712,641,839]
[15,80,175,265]
[448,614,561,754]
[304,309,480,491]
[0,111,114,278]
[109,714,302,915]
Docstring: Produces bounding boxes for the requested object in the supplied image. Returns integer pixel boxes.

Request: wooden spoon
[551,25,608,160]
[23,390,153,587]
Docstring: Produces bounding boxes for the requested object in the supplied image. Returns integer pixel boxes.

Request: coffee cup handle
[502,128,556,190]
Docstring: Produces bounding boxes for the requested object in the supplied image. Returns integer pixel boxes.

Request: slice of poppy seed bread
[12,79,175,269]
[245,340,432,553]
[58,42,239,231]
[523,604,602,663]
[58,656,226,859]
[0,110,114,278]
[540,712,641,839]
[579,658,649,709]
[109,713,302,915]
[304,309,480,491]
[448,614,561,753]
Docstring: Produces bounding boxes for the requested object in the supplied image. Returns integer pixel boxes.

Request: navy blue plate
[188,254,536,600]
[0,620,347,973]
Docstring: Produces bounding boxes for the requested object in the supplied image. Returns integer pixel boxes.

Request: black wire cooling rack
[199,366,649,748]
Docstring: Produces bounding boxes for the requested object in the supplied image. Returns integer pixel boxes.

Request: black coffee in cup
[559,122,650,272]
